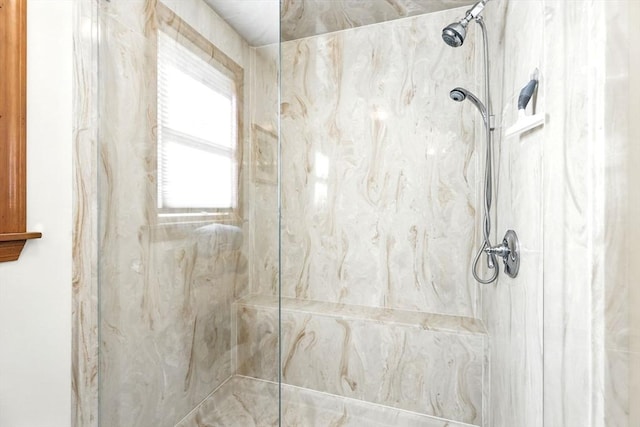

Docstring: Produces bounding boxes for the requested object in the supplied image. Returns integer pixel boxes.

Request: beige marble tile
[280,0,475,41]
[280,8,479,317]
[631,351,640,426]
[96,1,256,425]
[240,295,487,334]
[99,4,165,424]
[605,349,630,423]
[542,1,635,426]
[72,0,100,426]
[629,3,640,425]
[175,377,279,427]
[481,1,545,426]
[602,4,632,425]
[250,44,280,297]
[177,376,477,427]
[237,297,487,424]
[162,0,247,66]
[542,3,596,424]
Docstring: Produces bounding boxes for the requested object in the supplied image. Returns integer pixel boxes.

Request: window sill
[142,216,243,242]
[0,232,43,262]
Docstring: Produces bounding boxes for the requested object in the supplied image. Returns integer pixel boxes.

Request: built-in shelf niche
[0,0,42,262]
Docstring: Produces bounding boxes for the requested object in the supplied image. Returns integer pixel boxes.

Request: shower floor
[175,376,475,427]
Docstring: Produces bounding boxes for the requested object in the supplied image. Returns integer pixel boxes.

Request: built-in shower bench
[237,295,487,335]
[234,295,488,426]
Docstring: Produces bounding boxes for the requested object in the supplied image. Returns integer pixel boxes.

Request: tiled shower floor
[175,376,475,427]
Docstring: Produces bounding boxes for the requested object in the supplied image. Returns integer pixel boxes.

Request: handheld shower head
[449,87,488,123]
[449,88,467,102]
[441,0,488,47]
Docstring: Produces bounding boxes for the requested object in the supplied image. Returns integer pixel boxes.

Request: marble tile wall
[542,1,598,424]
[278,8,480,317]
[72,0,99,426]
[461,1,640,426]
[603,1,640,425]
[280,0,475,41]
[249,43,280,296]
[236,296,487,424]
[177,376,476,427]
[540,1,640,425]
[483,1,639,426]
[481,1,545,426]
[629,5,640,426]
[603,2,631,423]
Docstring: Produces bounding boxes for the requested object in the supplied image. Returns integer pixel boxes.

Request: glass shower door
[97,1,280,425]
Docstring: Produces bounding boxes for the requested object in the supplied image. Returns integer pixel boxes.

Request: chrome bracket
[485,229,520,278]
[489,114,496,131]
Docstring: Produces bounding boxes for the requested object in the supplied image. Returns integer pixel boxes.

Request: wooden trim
[0,0,41,262]
[0,232,42,262]
[0,232,43,242]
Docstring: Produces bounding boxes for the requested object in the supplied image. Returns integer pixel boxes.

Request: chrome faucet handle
[485,242,510,258]
[484,230,520,278]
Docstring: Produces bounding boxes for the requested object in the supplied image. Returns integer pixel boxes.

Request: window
[156,8,243,220]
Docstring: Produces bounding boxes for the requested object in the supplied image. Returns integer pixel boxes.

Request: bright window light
[157,30,238,211]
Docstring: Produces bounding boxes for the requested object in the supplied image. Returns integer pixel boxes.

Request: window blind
[157,30,238,210]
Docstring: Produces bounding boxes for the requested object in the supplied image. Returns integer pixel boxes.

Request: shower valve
[485,242,510,258]
[484,230,520,279]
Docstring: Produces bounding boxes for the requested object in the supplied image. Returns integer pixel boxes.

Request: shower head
[449,88,467,102]
[449,87,488,123]
[442,22,467,48]
[442,0,488,47]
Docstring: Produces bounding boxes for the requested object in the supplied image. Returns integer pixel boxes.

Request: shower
[443,0,520,284]
[441,0,488,47]
[449,87,488,123]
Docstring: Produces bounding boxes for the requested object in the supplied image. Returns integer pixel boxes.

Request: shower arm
[462,0,490,26]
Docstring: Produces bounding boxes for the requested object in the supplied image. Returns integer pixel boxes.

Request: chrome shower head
[449,88,467,102]
[441,0,488,47]
[442,22,467,48]
[449,87,488,123]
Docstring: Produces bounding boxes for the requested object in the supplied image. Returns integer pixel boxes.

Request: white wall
[0,1,73,426]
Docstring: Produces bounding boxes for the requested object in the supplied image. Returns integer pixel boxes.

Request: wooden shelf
[0,232,43,242]
[0,232,42,262]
